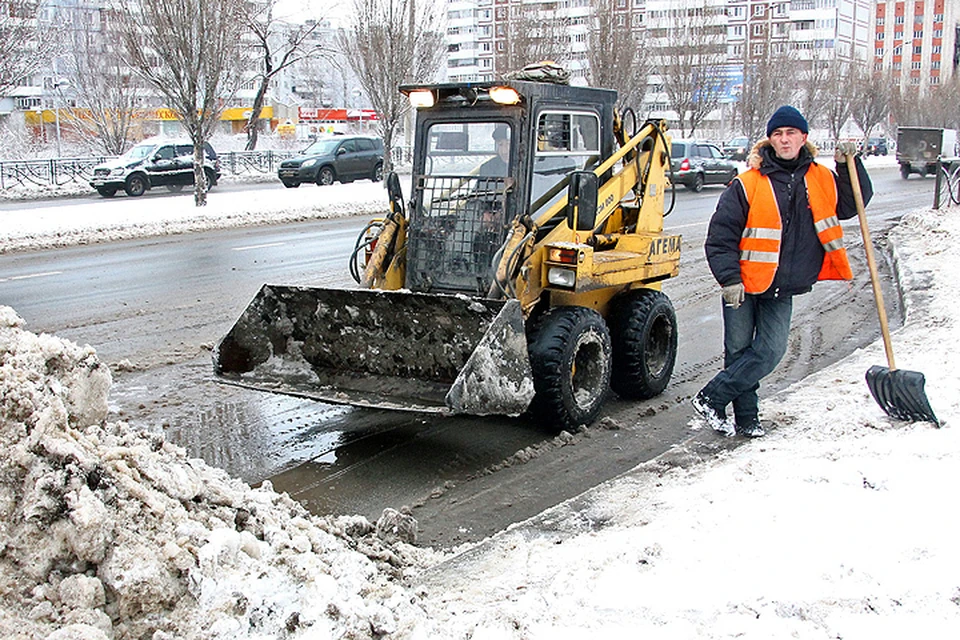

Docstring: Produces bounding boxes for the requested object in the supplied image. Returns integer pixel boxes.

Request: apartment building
[444,0,873,82]
[873,0,960,93]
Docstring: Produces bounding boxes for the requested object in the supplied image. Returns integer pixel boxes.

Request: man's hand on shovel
[834,141,858,164]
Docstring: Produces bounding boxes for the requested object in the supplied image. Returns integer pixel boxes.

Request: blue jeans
[699,294,793,424]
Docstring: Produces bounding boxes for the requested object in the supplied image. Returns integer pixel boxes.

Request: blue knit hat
[766,105,808,137]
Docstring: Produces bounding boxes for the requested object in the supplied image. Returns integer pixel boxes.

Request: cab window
[530,111,601,219]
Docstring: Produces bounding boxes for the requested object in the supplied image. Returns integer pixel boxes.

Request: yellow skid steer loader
[214,79,681,431]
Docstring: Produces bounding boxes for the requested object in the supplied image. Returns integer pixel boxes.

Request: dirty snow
[2,159,960,638]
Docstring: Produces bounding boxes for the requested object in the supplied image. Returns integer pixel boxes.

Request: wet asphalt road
[0,164,934,547]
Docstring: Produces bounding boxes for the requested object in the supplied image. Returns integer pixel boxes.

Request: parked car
[278,135,384,187]
[89,137,220,198]
[722,136,751,161]
[670,139,740,192]
[863,137,888,156]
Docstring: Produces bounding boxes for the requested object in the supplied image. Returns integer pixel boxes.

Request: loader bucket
[213,285,535,416]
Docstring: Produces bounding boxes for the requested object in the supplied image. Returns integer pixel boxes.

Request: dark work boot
[735,417,766,438]
[692,392,734,436]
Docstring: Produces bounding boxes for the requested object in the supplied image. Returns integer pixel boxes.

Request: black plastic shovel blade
[865,365,940,426]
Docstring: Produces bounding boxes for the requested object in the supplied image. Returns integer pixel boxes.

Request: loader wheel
[608,289,678,400]
[527,306,612,432]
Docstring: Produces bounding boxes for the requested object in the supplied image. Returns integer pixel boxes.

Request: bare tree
[497,6,571,75]
[735,48,800,143]
[796,51,833,132]
[112,0,247,206]
[242,2,327,150]
[889,80,922,130]
[848,58,889,144]
[340,0,444,176]
[656,6,727,137]
[587,0,648,109]
[820,59,855,142]
[61,27,146,155]
[0,0,63,94]
[919,79,960,130]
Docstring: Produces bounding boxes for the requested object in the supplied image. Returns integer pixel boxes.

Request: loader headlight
[489,86,521,105]
[547,267,576,288]
[408,90,435,109]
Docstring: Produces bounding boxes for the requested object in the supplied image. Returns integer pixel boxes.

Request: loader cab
[400,81,617,296]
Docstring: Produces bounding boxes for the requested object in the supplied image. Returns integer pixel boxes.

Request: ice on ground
[0,306,441,639]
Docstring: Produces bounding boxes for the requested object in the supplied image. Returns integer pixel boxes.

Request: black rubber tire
[687,173,705,192]
[900,164,911,180]
[96,187,117,198]
[527,306,612,432]
[726,169,737,185]
[317,166,335,186]
[608,289,678,400]
[372,162,384,182]
[166,184,184,192]
[124,174,147,197]
[204,169,217,189]
[282,181,300,188]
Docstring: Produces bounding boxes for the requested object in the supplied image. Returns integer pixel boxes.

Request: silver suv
[670,140,739,192]
[90,137,221,197]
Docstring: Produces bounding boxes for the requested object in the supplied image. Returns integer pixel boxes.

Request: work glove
[834,141,858,164]
[722,283,745,309]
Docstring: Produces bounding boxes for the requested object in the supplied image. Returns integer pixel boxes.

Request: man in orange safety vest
[693,105,873,437]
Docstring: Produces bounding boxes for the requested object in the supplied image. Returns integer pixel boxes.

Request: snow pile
[408,205,960,638]
[0,307,438,639]
[0,181,390,254]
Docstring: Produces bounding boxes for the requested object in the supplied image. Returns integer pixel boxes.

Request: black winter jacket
[704,142,873,298]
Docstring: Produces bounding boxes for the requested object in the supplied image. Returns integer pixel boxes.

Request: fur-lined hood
[746,138,820,169]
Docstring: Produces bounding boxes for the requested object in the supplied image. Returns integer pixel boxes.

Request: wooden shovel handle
[846,153,897,370]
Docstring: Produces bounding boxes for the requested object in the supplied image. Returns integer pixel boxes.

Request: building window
[934,13,943,22]
[893,61,901,70]
[911,61,921,69]
[932,60,940,69]
[934,29,942,37]
[913,30,922,38]
[877,31,884,40]
[753,43,764,55]
[914,45,922,54]
[876,17,885,26]
[753,5,764,16]
[930,75,940,84]
[893,45,902,55]
[895,15,904,24]
[909,76,920,85]
[876,47,884,56]
[753,24,763,36]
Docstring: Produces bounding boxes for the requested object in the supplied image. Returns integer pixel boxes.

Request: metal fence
[1,146,414,192]
[0,150,298,191]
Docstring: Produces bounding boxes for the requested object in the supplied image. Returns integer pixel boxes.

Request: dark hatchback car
[278,135,384,187]
[670,139,740,192]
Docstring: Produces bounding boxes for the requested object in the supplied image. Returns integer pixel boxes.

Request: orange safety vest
[736,163,853,294]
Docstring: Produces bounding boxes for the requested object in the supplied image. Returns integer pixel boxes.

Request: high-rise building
[872,0,959,94]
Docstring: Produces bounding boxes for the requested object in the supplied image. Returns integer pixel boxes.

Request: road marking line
[232,242,286,252]
[0,270,63,283]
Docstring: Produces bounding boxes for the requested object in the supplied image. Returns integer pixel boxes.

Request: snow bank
[0,307,440,639]
[0,181,390,254]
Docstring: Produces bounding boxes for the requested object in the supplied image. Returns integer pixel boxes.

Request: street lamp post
[52,79,70,158]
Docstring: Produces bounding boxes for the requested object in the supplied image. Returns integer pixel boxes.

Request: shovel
[845,153,940,425]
